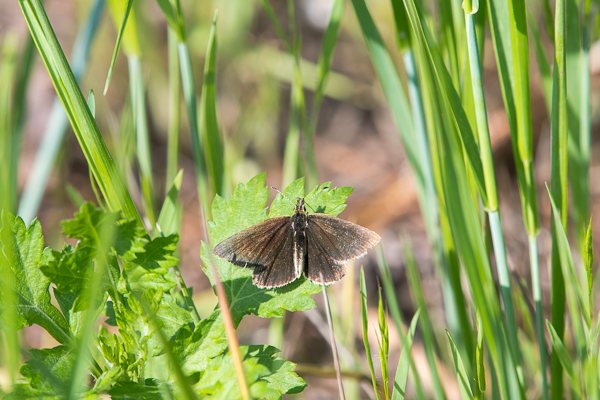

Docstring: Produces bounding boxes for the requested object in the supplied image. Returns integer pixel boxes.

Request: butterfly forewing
[308,214,381,261]
[213,216,302,288]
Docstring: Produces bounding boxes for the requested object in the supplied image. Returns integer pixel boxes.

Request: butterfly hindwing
[305,235,346,284]
[252,227,300,288]
[304,214,380,284]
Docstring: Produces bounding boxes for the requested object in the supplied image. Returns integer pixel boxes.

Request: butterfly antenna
[270,186,318,212]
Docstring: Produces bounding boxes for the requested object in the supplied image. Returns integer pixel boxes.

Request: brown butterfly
[213,197,381,288]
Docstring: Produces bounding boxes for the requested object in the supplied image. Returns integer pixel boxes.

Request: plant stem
[321,279,346,400]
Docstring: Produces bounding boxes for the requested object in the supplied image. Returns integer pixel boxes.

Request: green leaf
[20,346,75,394]
[194,345,305,400]
[0,212,70,343]
[120,234,179,295]
[204,174,354,323]
[107,379,164,400]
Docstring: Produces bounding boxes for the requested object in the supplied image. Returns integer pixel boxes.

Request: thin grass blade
[18,0,140,222]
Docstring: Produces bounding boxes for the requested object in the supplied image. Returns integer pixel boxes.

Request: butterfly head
[295,197,306,214]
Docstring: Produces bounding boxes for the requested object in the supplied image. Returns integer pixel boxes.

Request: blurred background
[1,0,599,398]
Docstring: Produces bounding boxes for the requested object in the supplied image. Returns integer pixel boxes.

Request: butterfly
[213,197,381,288]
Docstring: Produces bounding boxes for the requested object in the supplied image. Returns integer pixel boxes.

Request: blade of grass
[349,0,420,182]
[156,170,183,237]
[178,41,211,223]
[282,0,305,186]
[2,30,35,215]
[546,321,580,396]
[156,0,211,224]
[156,170,200,323]
[166,29,181,188]
[396,0,488,204]
[199,13,225,197]
[583,219,593,324]
[376,288,389,400]
[463,3,523,386]
[360,268,381,400]
[375,249,426,398]
[305,0,345,187]
[18,0,140,222]
[412,36,475,368]
[549,0,569,396]
[103,0,134,95]
[547,187,588,338]
[487,1,547,396]
[66,214,116,399]
[129,55,157,226]
[0,37,19,213]
[402,244,446,399]
[433,98,522,398]
[140,298,200,400]
[106,0,156,225]
[565,0,591,247]
[447,330,475,399]
[391,310,420,400]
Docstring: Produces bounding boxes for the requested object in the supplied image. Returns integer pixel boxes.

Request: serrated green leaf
[41,246,90,297]
[120,234,179,295]
[0,212,70,343]
[205,174,354,323]
[20,346,75,394]
[193,344,305,399]
[107,378,164,399]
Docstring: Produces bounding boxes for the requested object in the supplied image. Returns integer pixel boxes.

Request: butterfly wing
[305,214,380,284]
[213,217,301,288]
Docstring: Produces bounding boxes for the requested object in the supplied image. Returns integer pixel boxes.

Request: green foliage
[1,195,314,398]
[0,212,70,344]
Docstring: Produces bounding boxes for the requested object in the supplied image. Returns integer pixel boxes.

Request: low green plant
[0,175,363,398]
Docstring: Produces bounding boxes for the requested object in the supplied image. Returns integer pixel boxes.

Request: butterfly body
[214,197,380,289]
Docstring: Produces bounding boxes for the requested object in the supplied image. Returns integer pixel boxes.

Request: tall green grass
[0,0,596,399]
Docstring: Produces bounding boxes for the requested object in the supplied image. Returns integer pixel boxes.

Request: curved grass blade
[103,0,133,95]
[18,0,105,224]
[18,0,140,222]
